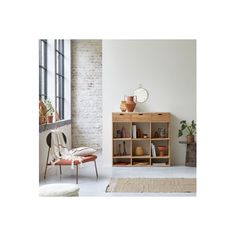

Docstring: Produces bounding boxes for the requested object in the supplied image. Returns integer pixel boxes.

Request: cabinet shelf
[151,138,170,140]
[112,112,171,167]
[113,138,131,141]
[132,138,150,141]
[113,155,131,158]
[132,155,150,158]
[151,156,170,159]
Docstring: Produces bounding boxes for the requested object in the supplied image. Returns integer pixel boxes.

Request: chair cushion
[39,184,79,197]
[55,155,97,165]
[69,147,96,156]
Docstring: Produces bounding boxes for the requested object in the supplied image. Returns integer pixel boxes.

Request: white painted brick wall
[71,40,102,149]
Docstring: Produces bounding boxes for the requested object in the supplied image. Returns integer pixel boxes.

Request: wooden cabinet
[112,112,171,167]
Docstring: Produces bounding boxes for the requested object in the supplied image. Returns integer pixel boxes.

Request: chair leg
[94,160,98,179]
[59,165,62,175]
[44,164,48,180]
[76,164,78,184]
[44,148,50,180]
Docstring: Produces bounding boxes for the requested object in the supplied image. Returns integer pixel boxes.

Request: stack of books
[132,125,137,138]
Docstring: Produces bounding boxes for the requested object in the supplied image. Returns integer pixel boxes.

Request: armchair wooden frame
[44,132,98,184]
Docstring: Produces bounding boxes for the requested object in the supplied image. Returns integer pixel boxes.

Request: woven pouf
[39,183,79,197]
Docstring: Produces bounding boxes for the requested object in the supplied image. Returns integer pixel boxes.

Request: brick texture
[71,40,102,149]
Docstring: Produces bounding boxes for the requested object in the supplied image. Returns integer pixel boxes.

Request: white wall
[39,124,71,181]
[71,40,102,149]
[103,40,196,165]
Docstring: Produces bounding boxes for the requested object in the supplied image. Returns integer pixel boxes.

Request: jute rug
[106,178,196,193]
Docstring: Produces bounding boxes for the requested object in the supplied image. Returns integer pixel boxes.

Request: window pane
[39,40,42,66]
[56,97,60,116]
[56,76,60,97]
[41,69,45,95]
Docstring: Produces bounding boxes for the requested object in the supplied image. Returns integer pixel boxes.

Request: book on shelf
[151,143,156,157]
[132,125,137,139]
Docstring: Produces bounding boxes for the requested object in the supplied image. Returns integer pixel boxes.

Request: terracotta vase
[125,96,137,112]
[120,101,127,112]
[187,135,194,143]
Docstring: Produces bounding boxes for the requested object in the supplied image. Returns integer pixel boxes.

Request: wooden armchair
[44,132,98,184]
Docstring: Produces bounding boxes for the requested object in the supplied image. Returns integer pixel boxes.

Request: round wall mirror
[134,85,149,103]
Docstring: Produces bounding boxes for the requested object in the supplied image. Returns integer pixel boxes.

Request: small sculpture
[117,144,122,156]
[123,141,127,155]
[122,127,126,138]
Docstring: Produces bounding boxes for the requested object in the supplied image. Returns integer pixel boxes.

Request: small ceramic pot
[47,115,53,124]
[158,146,167,156]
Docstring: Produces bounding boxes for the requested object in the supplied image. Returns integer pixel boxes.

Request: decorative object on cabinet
[133,84,149,103]
[123,141,127,155]
[112,112,171,167]
[135,146,144,156]
[116,130,122,138]
[178,120,196,143]
[117,144,122,156]
[157,146,168,156]
[120,100,127,112]
[121,127,126,138]
[158,128,166,138]
[125,96,137,112]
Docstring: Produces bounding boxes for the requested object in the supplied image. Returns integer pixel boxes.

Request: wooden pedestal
[179,141,196,167]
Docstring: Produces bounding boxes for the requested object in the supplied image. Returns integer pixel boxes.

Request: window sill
[39,119,71,133]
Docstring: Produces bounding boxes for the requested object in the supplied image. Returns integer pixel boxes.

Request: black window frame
[39,39,48,100]
[55,39,65,120]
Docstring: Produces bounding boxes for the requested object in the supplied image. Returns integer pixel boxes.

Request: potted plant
[44,99,54,123]
[39,100,47,125]
[178,120,196,143]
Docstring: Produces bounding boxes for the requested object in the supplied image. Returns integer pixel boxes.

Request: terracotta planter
[135,146,144,156]
[120,101,127,112]
[47,115,53,124]
[158,146,167,156]
[39,116,46,125]
[125,96,137,112]
[187,135,194,143]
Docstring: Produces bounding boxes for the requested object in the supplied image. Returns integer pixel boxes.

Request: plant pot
[187,135,194,143]
[47,115,53,124]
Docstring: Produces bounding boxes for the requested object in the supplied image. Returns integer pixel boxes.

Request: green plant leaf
[181,123,187,130]
[180,120,186,124]
[178,130,183,137]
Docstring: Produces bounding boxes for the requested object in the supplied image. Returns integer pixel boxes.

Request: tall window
[39,40,47,100]
[55,40,65,120]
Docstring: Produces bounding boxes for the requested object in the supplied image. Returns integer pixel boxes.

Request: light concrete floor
[40,151,196,196]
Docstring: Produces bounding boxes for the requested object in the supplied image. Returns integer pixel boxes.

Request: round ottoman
[39,183,79,197]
